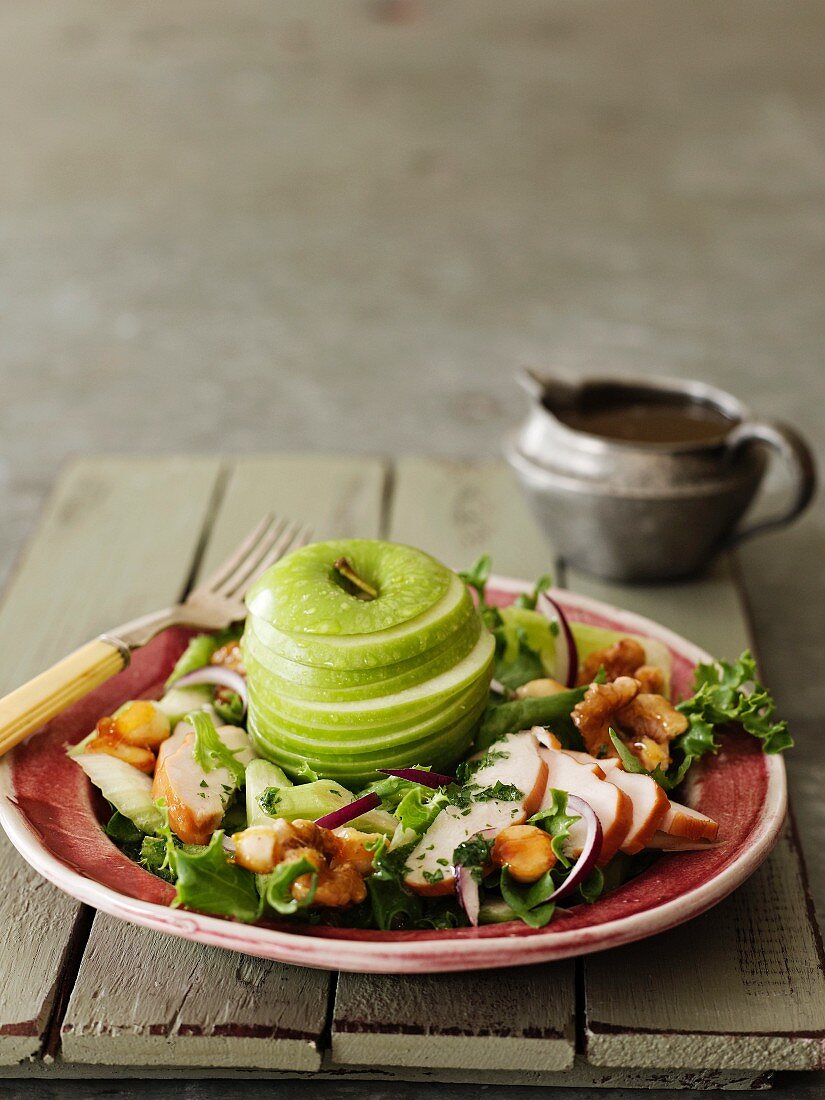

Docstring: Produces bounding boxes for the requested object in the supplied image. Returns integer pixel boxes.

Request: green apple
[248,631,493,731]
[248,573,474,671]
[243,538,494,784]
[241,612,481,701]
[248,696,488,784]
[246,539,452,636]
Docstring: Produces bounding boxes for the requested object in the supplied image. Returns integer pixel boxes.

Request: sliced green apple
[246,539,452,636]
[248,630,494,731]
[241,612,480,701]
[248,573,474,670]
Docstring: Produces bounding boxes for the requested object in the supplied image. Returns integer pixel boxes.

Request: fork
[0,514,312,758]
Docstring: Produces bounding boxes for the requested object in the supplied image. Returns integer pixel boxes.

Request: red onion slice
[173,667,248,713]
[453,827,499,927]
[546,794,602,902]
[379,767,453,788]
[455,864,481,927]
[537,592,579,688]
[315,793,381,830]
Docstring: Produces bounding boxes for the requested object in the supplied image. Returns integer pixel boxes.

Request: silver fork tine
[196,513,276,594]
[219,519,309,600]
[213,516,289,599]
[245,522,313,584]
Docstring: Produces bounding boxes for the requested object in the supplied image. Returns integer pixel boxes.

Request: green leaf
[139,835,178,883]
[476,686,587,751]
[459,555,492,606]
[260,857,318,915]
[529,788,580,867]
[395,786,448,836]
[678,650,791,755]
[607,729,691,792]
[579,865,605,904]
[173,832,262,923]
[366,840,423,930]
[187,710,246,785]
[213,690,245,725]
[512,573,553,611]
[495,630,545,691]
[499,867,556,928]
[165,629,245,689]
[105,810,143,844]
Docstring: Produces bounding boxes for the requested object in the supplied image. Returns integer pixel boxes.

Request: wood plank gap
[40,906,96,1062]
[174,462,231,602]
[378,457,396,541]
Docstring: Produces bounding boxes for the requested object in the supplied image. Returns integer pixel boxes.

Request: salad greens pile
[93,557,790,930]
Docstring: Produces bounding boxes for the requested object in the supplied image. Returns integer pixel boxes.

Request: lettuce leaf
[608,729,692,792]
[529,788,580,867]
[259,857,318,915]
[677,650,792,756]
[395,786,448,835]
[366,841,423,930]
[172,831,262,922]
[476,686,586,751]
[495,630,545,690]
[499,867,556,928]
[165,634,219,689]
[187,710,246,785]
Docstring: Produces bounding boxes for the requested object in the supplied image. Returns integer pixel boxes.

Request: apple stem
[333,557,378,601]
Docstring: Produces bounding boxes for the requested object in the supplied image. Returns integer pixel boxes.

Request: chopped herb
[452,834,494,883]
[422,869,445,885]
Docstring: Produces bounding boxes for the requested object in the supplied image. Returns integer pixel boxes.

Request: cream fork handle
[0,638,128,757]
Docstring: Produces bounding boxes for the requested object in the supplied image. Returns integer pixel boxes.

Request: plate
[0,578,786,973]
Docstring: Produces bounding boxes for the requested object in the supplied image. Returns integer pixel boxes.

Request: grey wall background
[1,0,824,891]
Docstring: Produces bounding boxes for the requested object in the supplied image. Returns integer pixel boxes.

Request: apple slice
[152,725,256,845]
[249,572,474,670]
[660,800,719,842]
[405,731,547,896]
[538,745,631,865]
[599,758,669,854]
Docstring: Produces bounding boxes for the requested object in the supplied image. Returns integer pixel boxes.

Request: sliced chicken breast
[152,725,255,845]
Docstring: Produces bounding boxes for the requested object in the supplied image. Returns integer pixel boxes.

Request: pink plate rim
[0,576,787,973]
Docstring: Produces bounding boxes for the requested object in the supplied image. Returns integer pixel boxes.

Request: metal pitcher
[505,372,816,582]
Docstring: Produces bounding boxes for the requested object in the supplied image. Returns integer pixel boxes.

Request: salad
[68,541,791,932]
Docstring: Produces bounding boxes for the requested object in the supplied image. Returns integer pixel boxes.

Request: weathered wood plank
[0,1054,773,1091]
[0,456,220,1065]
[332,968,575,1072]
[197,454,387,579]
[61,916,325,1070]
[564,555,749,661]
[565,554,825,1071]
[387,456,556,581]
[332,456,577,1073]
[62,454,386,1070]
[586,823,825,1071]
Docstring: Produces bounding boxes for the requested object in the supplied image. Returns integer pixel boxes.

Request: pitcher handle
[725,419,817,546]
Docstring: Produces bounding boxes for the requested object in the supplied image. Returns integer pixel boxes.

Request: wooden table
[0,454,823,1093]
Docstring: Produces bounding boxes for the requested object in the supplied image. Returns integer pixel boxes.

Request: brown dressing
[551,392,735,445]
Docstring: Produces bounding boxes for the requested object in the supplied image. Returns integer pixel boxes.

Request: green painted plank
[564,556,749,661]
[387,456,557,581]
[332,456,577,1073]
[62,454,386,1070]
[564,557,824,1070]
[0,456,219,1065]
